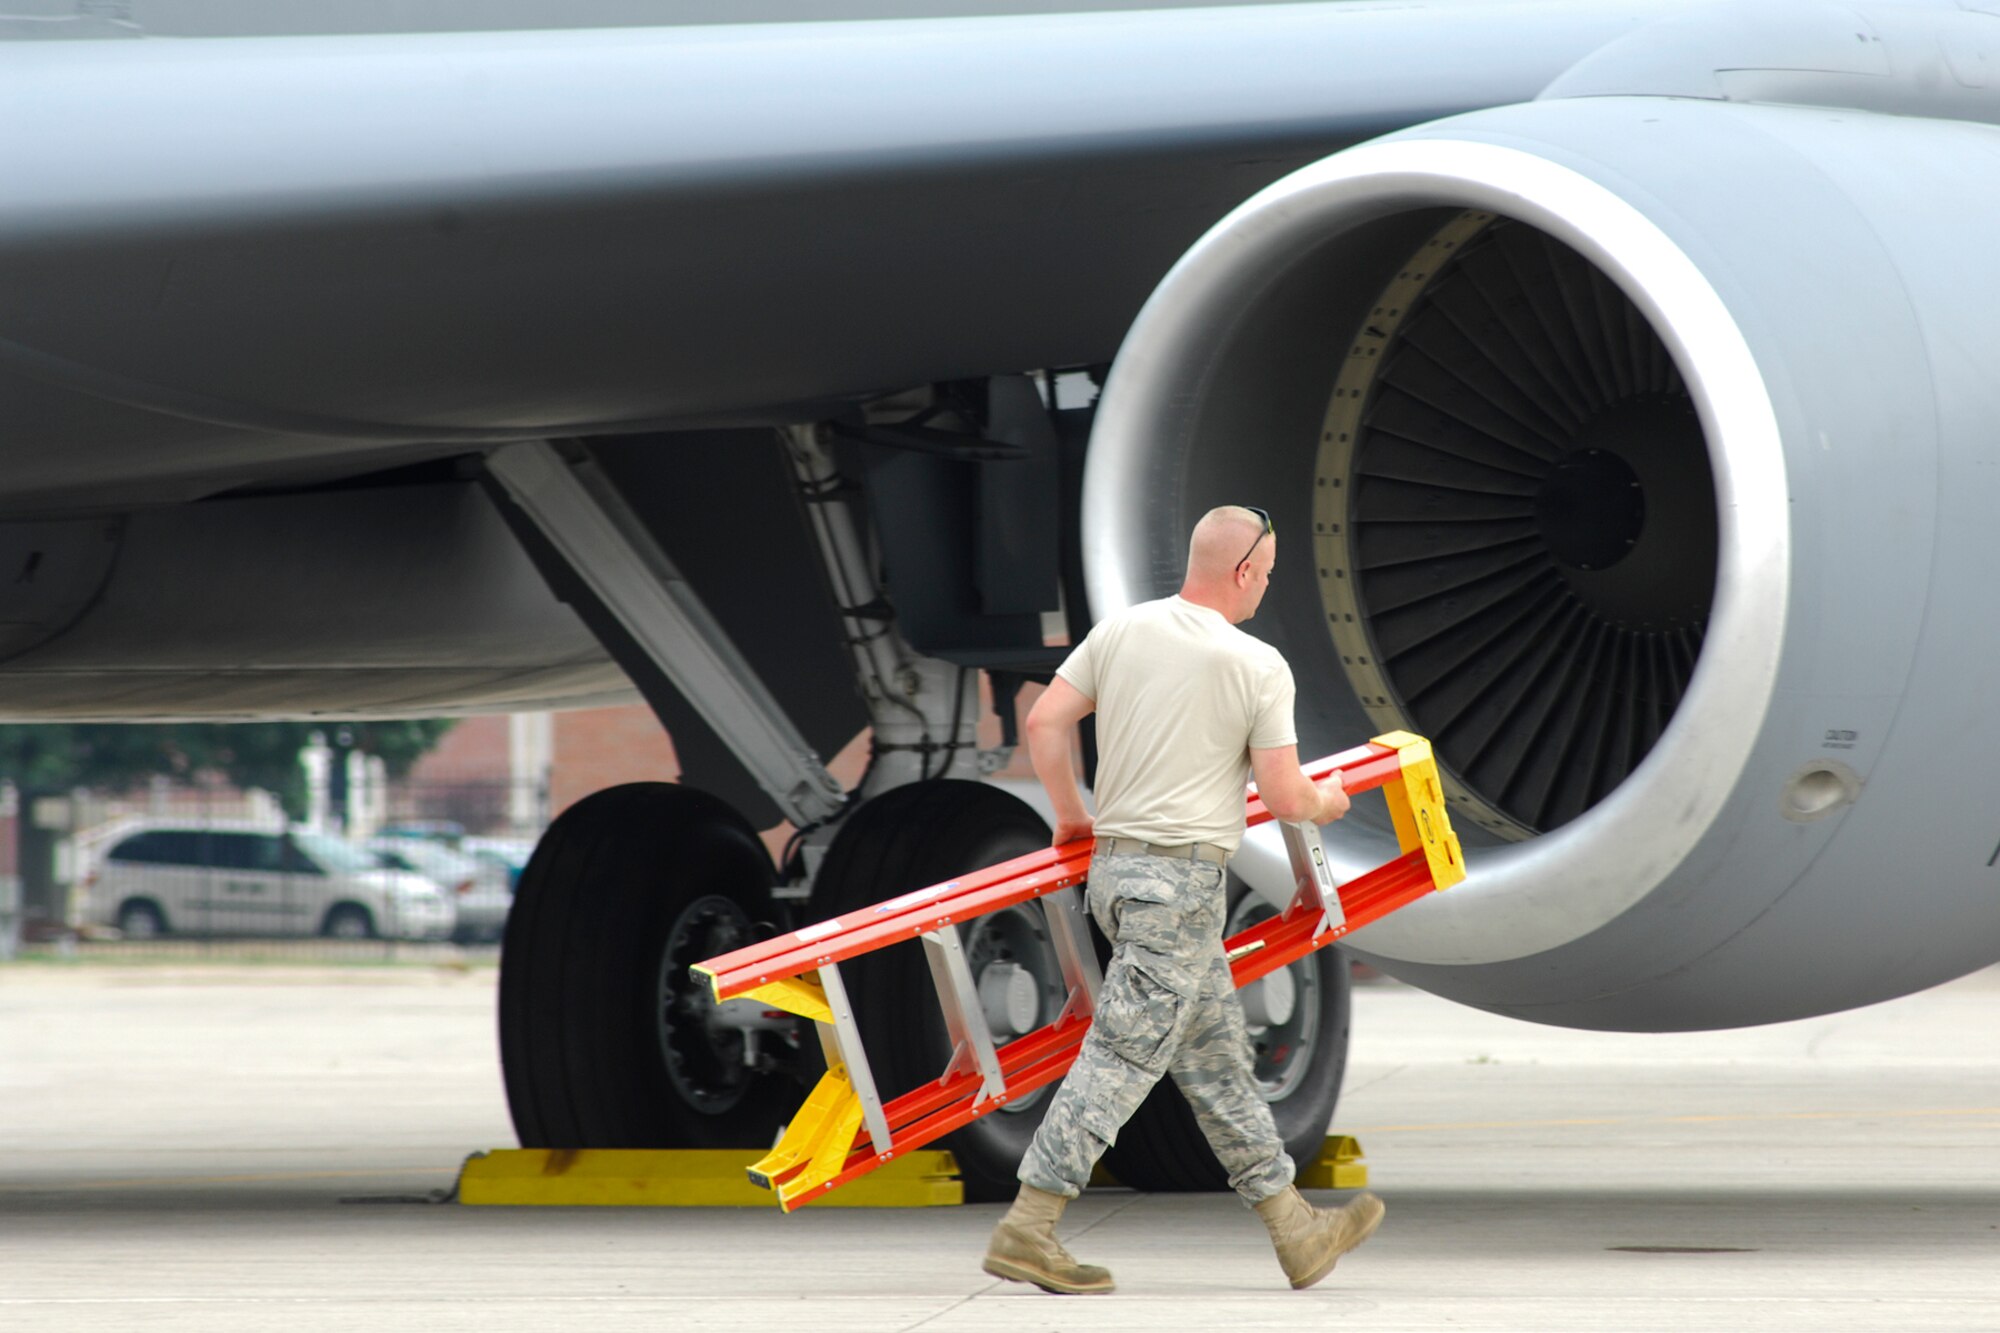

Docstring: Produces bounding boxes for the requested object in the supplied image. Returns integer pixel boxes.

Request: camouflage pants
[1015,849,1293,1205]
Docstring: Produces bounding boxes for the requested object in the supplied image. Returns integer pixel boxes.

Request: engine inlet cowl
[1080,103,1798,979]
[1083,87,2000,1032]
[1315,211,1716,839]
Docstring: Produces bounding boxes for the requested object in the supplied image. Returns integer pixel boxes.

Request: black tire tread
[499,783,782,1149]
[808,780,1051,1201]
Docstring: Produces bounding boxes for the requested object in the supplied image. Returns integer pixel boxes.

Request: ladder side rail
[1336,853,1445,933]
[1229,851,1435,989]
[696,841,1080,986]
[707,850,1092,999]
[1222,908,1319,992]
[1244,745,1403,829]
[1232,869,1436,988]
[714,868,1090,1002]
[987,1019,1090,1096]
[877,1015,1091,1141]
[732,740,1390,996]
[770,1019,1095,1208]
[703,744,1400,997]
[809,1041,1090,1206]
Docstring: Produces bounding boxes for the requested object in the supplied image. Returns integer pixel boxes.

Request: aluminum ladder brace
[692,730,1465,1211]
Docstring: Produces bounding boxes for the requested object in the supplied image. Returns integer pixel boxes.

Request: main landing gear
[499,783,805,1148]
[485,428,1352,1195]
[497,780,1354,1194]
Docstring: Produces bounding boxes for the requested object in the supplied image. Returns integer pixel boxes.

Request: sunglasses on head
[1236,505,1273,569]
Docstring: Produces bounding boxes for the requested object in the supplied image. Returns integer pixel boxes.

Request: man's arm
[1250,744,1350,825]
[1025,677,1097,847]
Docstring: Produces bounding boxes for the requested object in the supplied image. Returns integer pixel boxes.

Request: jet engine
[1083,84,2000,1030]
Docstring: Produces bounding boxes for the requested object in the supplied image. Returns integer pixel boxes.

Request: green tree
[167,721,457,822]
[0,720,456,932]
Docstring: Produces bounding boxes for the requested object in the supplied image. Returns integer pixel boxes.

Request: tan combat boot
[1253,1186,1385,1289]
[981,1184,1116,1295]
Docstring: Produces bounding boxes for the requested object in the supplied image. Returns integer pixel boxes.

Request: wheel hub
[1241,965,1298,1028]
[962,903,1064,1113]
[977,961,1041,1038]
[1226,894,1320,1101]
[657,894,772,1115]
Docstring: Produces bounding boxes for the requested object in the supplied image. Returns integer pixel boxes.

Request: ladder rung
[815,961,890,1164]
[1040,883,1103,1023]
[696,847,1094,1001]
[920,927,1007,1104]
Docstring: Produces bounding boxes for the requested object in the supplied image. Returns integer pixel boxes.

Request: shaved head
[1187,505,1269,581]
[1181,505,1276,623]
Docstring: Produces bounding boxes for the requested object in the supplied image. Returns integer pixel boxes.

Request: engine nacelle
[1084,92,2000,1029]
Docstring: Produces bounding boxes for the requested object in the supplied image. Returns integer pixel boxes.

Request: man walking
[981,504,1384,1294]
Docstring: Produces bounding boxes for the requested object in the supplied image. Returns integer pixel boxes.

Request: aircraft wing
[0,2,1674,512]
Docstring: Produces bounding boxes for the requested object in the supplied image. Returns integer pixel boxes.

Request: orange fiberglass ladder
[692,729,1466,1212]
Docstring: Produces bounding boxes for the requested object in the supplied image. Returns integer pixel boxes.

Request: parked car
[373,826,533,891]
[86,821,454,942]
[460,836,534,890]
[364,837,511,943]
[376,820,467,843]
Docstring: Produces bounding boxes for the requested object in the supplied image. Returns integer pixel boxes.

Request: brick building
[402,676,1041,861]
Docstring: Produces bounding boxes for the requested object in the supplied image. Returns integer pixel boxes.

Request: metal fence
[24,935,494,966]
[10,775,545,964]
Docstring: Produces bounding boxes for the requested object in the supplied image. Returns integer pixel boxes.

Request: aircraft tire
[1102,875,1351,1193]
[500,782,793,1148]
[807,779,1055,1202]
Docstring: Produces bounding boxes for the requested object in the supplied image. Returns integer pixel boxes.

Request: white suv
[86,821,454,942]
[364,836,512,943]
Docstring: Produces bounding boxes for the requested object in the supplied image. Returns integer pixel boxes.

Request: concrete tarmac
[3,958,1998,1331]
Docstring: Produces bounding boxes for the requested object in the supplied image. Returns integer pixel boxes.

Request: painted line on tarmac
[0,1296,758,1307]
[1,1293,1995,1308]
[1346,1106,2000,1133]
[0,1167,458,1192]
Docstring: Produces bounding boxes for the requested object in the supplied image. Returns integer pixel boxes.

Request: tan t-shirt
[1056,595,1297,854]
